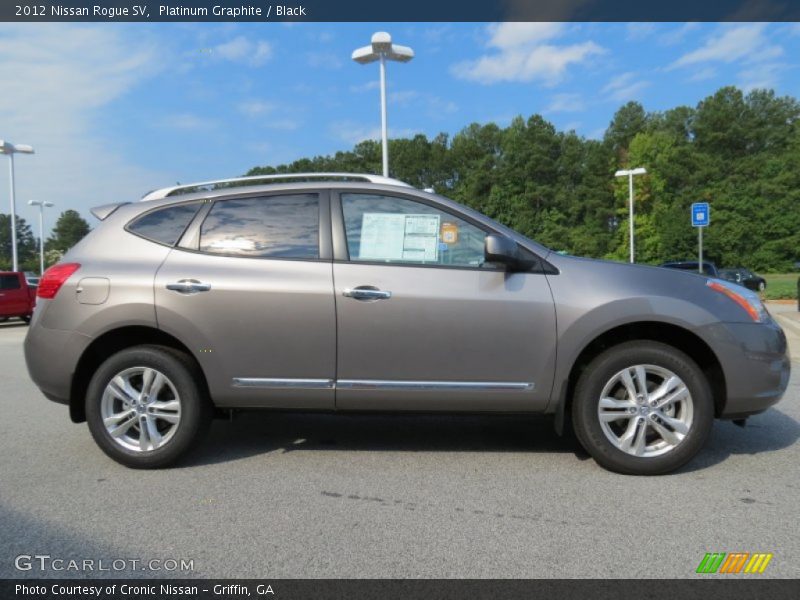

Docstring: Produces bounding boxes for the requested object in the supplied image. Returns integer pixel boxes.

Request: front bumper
[704,318,790,418]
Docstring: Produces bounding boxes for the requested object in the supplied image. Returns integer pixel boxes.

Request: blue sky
[1,21,799,235]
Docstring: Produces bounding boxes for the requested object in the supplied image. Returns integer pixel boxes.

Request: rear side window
[128,203,201,246]
[0,275,21,290]
[199,194,319,259]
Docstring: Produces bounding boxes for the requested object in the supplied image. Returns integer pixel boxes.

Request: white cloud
[237,100,301,129]
[452,22,604,85]
[349,80,380,93]
[212,36,273,66]
[669,24,782,69]
[659,22,700,46]
[162,114,215,131]
[305,50,342,69]
[388,90,420,105]
[739,63,784,91]
[237,100,276,117]
[544,93,585,113]
[687,67,717,82]
[0,24,166,229]
[487,22,565,48]
[626,23,656,41]
[603,72,650,101]
[329,121,419,145]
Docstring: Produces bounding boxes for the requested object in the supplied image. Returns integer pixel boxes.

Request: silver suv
[24,173,790,474]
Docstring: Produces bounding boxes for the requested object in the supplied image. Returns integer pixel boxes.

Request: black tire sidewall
[85,345,210,468]
[572,341,714,475]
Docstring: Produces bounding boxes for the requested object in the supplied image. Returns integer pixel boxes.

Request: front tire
[86,345,211,468]
[572,341,714,475]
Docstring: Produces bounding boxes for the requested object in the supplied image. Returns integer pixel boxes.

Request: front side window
[200,194,319,259]
[341,193,489,268]
[128,202,201,246]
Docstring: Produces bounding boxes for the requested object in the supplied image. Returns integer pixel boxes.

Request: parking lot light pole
[614,167,647,263]
[352,32,414,177]
[28,200,54,276]
[1,140,35,272]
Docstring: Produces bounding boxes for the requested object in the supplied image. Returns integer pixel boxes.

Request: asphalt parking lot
[1,305,798,579]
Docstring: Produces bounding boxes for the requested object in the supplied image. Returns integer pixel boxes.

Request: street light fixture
[352,32,414,177]
[614,167,647,263]
[1,140,35,272]
[28,200,54,276]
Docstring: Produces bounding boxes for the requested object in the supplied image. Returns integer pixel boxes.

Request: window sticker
[440,222,459,244]
[359,213,440,262]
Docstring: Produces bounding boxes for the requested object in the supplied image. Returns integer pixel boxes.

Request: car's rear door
[330,190,557,412]
[154,190,336,409]
[0,273,27,316]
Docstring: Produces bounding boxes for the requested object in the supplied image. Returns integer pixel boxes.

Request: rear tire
[85,345,211,468]
[21,315,31,324]
[572,341,714,475]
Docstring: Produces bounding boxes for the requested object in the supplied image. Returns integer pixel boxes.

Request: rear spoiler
[90,202,130,221]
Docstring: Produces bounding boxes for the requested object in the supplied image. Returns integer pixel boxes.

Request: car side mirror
[484,234,520,269]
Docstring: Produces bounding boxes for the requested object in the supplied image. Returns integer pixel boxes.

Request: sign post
[691,202,710,273]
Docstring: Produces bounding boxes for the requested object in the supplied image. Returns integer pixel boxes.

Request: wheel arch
[69,326,209,423]
[553,321,727,435]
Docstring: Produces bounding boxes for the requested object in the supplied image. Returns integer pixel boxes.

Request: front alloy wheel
[597,365,693,458]
[572,341,714,475]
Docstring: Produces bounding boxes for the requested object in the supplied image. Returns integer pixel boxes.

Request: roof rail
[141,172,412,201]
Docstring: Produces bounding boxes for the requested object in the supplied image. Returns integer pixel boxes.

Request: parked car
[24,174,790,474]
[719,268,767,292]
[660,261,719,277]
[0,271,37,324]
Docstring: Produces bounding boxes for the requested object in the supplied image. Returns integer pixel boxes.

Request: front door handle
[343,287,392,301]
[166,279,212,294]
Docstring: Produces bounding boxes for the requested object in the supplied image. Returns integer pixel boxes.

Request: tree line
[248,85,800,272]
[0,210,90,272]
[2,86,797,273]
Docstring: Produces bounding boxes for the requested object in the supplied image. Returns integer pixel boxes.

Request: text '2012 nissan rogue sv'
[24,174,790,474]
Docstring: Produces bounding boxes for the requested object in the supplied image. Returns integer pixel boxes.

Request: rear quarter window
[0,275,21,290]
[127,202,201,246]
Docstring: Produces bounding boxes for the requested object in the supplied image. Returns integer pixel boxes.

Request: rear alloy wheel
[758,281,766,292]
[572,341,714,475]
[86,345,211,468]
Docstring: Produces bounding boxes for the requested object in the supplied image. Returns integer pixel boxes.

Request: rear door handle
[343,287,392,301]
[166,279,212,294]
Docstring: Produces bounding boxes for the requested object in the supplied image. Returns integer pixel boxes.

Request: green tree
[0,213,37,271]
[240,85,800,272]
[46,209,91,254]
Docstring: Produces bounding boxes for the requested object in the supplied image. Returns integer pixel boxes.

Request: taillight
[37,263,81,299]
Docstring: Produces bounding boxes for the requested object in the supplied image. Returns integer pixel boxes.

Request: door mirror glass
[484,234,519,269]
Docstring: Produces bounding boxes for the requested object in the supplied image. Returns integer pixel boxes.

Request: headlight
[706,279,769,322]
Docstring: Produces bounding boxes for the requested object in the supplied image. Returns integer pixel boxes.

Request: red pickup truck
[0,271,36,324]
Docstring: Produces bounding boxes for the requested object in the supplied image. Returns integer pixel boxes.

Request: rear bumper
[706,319,790,418]
[24,321,91,405]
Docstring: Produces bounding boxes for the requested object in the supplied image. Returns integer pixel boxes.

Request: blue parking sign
[691,202,710,227]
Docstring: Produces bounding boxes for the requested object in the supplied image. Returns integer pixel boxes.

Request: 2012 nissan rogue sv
[24,173,790,474]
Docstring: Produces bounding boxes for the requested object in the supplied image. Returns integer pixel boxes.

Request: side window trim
[125,200,204,248]
[177,190,332,260]
[179,191,327,261]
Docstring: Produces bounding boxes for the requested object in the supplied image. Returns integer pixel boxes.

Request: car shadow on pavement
[183,407,799,472]
[184,412,586,467]
[0,320,28,329]
[680,408,800,473]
